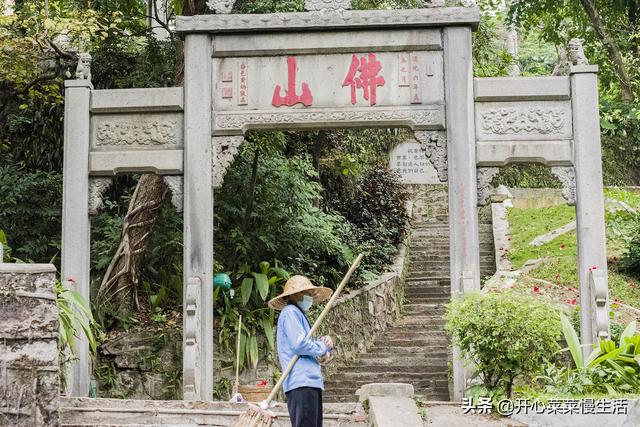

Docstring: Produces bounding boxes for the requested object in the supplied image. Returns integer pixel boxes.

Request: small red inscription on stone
[272,56,313,107]
[221,85,233,99]
[238,62,248,105]
[343,53,386,106]
[398,53,410,87]
[409,52,421,104]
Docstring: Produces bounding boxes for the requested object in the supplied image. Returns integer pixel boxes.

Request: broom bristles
[232,403,275,427]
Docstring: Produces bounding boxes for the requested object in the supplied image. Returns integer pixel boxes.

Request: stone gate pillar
[62,80,92,396]
[443,26,480,401]
[570,64,609,353]
[182,33,215,401]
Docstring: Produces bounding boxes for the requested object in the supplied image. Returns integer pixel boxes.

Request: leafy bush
[445,290,562,399]
[621,214,640,277]
[0,165,62,263]
[539,316,640,395]
[330,167,410,275]
[215,141,352,287]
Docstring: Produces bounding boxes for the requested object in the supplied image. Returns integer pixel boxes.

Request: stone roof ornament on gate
[75,52,92,81]
[207,0,235,14]
[568,38,589,66]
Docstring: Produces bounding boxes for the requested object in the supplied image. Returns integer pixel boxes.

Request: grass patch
[507,205,577,269]
[605,187,640,208]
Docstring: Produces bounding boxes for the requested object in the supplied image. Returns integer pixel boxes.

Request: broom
[232,253,365,427]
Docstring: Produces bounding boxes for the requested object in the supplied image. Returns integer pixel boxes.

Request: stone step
[367,345,449,355]
[355,353,449,364]
[404,296,450,304]
[403,304,447,316]
[342,363,447,374]
[378,332,448,343]
[395,316,447,327]
[326,371,447,384]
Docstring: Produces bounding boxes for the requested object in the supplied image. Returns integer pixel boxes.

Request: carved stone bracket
[305,0,352,11]
[476,167,500,206]
[551,166,576,206]
[415,130,447,183]
[590,269,609,340]
[212,136,244,188]
[163,176,184,213]
[183,277,201,401]
[206,0,235,14]
[88,177,112,214]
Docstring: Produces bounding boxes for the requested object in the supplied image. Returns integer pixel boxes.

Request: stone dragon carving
[415,130,447,183]
[215,108,442,133]
[88,177,112,215]
[551,166,576,206]
[212,136,244,188]
[476,167,500,206]
[95,120,180,147]
[479,108,566,135]
[163,176,183,212]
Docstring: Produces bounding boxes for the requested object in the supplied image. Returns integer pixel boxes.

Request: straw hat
[268,275,333,310]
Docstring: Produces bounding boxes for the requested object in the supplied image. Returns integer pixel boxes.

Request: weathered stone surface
[0,264,60,426]
[356,383,414,401]
[368,395,423,427]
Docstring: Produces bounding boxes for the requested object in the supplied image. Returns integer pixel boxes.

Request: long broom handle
[234,314,242,395]
[264,253,364,405]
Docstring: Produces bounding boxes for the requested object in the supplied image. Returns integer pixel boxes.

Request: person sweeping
[232,254,363,427]
[267,275,334,427]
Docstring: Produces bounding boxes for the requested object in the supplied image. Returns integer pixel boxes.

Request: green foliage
[621,213,640,277]
[445,290,562,398]
[214,261,289,371]
[57,279,99,355]
[492,164,563,189]
[0,229,11,262]
[540,316,640,394]
[215,138,353,287]
[0,165,62,263]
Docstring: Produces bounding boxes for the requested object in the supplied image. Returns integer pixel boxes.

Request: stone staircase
[324,185,495,403]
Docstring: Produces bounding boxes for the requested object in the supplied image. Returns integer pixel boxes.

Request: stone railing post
[62,79,92,396]
[0,264,60,426]
[570,64,609,354]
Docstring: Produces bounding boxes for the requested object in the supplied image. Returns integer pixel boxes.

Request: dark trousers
[285,386,323,427]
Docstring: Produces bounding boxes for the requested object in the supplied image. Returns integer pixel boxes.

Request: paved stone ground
[324,185,495,402]
[424,404,526,426]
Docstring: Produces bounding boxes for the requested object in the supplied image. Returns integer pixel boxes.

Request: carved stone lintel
[568,38,588,66]
[305,0,352,11]
[551,166,576,206]
[206,0,235,14]
[478,107,567,136]
[212,136,244,188]
[415,130,447,183]
[88,177,112,214]
[476,167,500,206]
[214,107,444,134]
[163,176,184,213]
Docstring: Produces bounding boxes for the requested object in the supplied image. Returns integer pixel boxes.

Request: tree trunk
[97,174,168,314]
[98,0,209,316]
[578,0,634,101]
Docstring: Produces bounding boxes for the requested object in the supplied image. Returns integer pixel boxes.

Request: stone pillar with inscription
[182,34,214,401]
[62,79,92,397]
[570,63,609,352]
[443,25,480,401]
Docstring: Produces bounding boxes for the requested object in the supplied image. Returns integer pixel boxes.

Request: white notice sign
[389,141,440,184]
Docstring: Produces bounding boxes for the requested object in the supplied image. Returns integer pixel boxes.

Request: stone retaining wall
[0,263,60,426]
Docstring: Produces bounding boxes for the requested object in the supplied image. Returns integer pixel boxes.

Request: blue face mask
[296,295,314,312]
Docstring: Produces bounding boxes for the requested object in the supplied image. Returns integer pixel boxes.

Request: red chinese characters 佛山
[342,53,386,106]
[272,56,313,107]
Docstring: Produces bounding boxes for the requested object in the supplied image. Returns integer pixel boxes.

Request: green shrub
[621,214,640,277]
[445,290,562,398]
[0,165,62,263]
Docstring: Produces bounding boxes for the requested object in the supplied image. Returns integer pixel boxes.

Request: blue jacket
[276,304,328,393]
